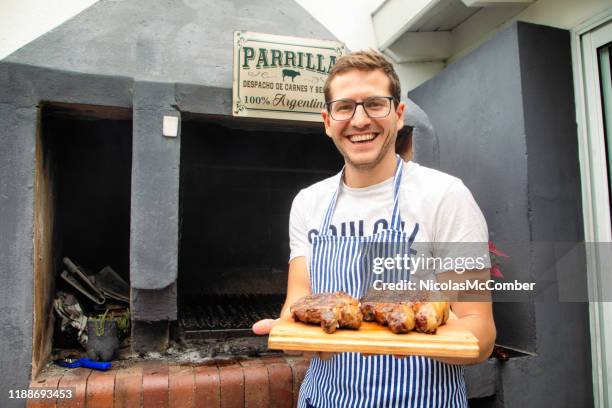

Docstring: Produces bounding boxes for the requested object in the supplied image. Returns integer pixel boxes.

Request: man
[254,50,496,407]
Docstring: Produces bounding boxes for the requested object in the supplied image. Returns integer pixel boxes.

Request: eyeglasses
[325,96,398,121]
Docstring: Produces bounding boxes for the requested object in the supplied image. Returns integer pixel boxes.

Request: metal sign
[233,31,346,122]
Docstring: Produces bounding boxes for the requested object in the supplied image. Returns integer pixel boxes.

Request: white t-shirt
[289,160,490,279]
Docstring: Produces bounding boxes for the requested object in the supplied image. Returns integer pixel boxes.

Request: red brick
[169,365,195,408]
[267,363,293,408]
[142,361,169,408]
[86,369,116,408]
[243,365,269,408]
[219,365,244,408]
[194,365,220,408]
[27,373,63,408]
[114,365,142,408]
[260,355,287,365]
[239,358,265,367]
[57,367,91,408]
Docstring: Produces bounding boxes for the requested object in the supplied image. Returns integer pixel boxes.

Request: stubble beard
[334,127,396,171]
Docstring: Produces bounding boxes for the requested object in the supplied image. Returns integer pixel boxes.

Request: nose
[350,104,371,128]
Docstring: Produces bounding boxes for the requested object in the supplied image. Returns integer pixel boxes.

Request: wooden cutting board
[268,315,479,358]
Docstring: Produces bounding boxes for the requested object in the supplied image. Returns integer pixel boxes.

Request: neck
[343,152,397,188]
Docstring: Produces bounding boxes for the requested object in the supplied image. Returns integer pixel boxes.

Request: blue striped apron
[298,157,467,408]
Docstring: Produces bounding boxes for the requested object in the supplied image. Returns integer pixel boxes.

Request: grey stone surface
[503,22,591,408]
[465,358,498,399]
[4,0,336,88]
[0,104,37,408]
[402,96,438,166]
[410,22,534,351]
[0,62,134,407]
[175,84,233,116]
[0,62,133,108]
[132,320,170,354]
[132,284,178,321]
[409,21,592,407]
[131,81,181,290]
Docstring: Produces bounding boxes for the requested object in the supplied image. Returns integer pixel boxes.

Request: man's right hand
[252,317,334,360]
[252,318,279,335]
[253,257,310,336]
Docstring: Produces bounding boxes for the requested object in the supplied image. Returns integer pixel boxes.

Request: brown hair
[324,49,401,104]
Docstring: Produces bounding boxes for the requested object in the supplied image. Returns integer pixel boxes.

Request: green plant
[116,309,131,337]
[92,308,130,337]
[94,309,110,336]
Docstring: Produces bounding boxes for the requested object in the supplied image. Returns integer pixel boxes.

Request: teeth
[349,133,376,142]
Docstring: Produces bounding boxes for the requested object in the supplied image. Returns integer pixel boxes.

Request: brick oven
[7,2,590,408]
[0,0,346,405]
[177,116,340,349]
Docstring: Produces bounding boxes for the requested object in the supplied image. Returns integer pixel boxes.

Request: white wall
[0,0,98,60]
[295,0,384,51]
[296,0,444,94]
[390,0,612,91]
[450,0,612,64]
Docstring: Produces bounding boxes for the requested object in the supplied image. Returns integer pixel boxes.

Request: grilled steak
[361,301,415,333]
[291,291,362,333]
[412,301,449,334]
[361,290,449,334]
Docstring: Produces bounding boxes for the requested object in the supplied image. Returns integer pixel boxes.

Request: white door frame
[571,6,612,408]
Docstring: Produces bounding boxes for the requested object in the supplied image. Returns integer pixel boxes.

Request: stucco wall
[409,22,592,407]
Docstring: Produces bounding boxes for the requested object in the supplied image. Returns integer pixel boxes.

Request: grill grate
[179,294,284,337]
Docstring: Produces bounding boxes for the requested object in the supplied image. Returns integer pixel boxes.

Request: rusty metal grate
[179,294,284,337]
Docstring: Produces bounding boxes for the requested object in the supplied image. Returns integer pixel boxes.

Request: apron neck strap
[318,156,405,235]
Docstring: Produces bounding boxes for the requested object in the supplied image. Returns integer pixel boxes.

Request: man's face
[322,69,405,170]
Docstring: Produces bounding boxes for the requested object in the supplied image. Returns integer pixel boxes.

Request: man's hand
[251,257,335,359]
[434,269,496,365]
[252,318,278,335]
[252,256,311,336]
[251,318,334,360]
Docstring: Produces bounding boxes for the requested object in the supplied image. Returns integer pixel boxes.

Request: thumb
[252,318,279,335]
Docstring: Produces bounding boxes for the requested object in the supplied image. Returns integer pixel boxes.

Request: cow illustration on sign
[282,69,301,82]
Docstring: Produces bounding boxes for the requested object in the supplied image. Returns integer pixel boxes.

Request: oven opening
[33,103,132,376]
[177,116,340,354]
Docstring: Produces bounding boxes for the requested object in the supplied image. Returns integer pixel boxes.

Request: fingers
[252,318,279,335]
[317,352,335,360]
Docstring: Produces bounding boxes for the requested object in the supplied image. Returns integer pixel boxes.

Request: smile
[348,133,378,143]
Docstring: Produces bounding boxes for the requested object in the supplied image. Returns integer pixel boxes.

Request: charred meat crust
[290,291,449,334]
[290,291,362,333]
[360,301,416,333]
[360,300,448,334]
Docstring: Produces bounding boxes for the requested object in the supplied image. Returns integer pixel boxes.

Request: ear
[321,109,333,138]
[395,101,406,131]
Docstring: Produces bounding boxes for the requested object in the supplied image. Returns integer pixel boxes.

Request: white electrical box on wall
[163,115,179,138]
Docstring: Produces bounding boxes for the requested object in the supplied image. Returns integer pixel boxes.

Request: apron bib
[298,157,467,408]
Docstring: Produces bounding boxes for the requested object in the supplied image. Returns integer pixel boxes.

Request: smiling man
[253,50,496,408]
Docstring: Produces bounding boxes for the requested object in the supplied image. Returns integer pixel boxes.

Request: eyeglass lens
[329,97,392,120]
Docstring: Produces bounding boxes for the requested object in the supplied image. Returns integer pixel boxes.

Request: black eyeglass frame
[325,96,400,121]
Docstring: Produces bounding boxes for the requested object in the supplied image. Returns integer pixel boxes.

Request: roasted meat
[412,301,449,334]
[290,291,362,333]
[360,290,450,334]
[361,301,415,333]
